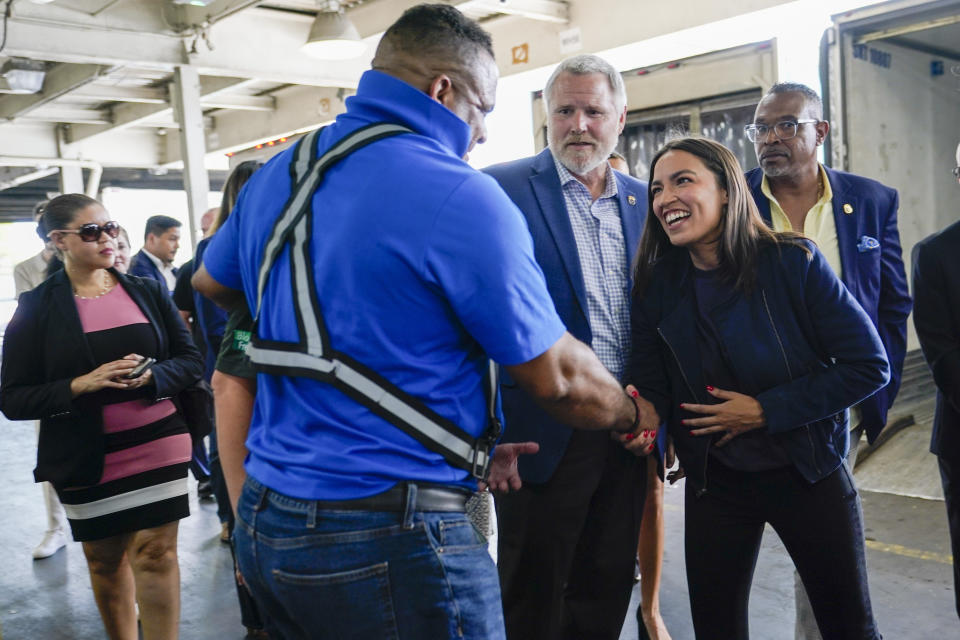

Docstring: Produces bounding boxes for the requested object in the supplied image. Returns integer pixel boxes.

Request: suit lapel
[826,168,860,293]
[615,173,644,285]
[529,151,589,320]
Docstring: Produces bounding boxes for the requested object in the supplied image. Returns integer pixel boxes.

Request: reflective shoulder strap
[246,122,500,480]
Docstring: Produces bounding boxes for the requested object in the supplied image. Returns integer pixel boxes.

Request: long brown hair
[209,160,263,235]
[632,137,808,297]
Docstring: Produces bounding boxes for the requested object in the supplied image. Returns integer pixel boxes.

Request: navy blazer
[912,220,960,459]
[746,166,911,442]
[484,148,647,483]
[129,249,177,291]
[0,269,203,488]
[629,241,889,490]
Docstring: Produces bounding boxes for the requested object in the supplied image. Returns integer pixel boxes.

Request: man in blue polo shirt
[194,5,657,639]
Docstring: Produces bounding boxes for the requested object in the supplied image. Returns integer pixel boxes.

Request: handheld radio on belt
[246,123,501,481]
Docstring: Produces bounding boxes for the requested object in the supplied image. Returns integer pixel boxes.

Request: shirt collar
[143,248,172,272]
[552,152,619,200]
[342,70,472,160]
[760,163,833,207]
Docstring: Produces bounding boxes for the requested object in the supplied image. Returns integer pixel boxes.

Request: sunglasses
[49,221,121,242]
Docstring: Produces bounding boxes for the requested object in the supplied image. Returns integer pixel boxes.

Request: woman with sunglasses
[628,138,888,639]
[1,193,203,640]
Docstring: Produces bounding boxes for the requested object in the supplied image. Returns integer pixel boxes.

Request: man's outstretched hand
[480,442,540,493]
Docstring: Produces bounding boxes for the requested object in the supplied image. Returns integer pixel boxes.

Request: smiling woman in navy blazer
[630,138,888,639]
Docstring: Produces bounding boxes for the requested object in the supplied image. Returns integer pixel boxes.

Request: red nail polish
[647,444,654,451]
[625,433,636,440]
[680,419,686,425]
[679,403,685,409]
[688,430,694,436]
[630,389,639,398]
[706,385,715,391]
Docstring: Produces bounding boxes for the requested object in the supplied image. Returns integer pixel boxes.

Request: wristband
[620,389,640,433]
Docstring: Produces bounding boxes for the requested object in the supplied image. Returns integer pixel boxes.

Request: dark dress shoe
[636,603,652,640]
[198,479,215,500]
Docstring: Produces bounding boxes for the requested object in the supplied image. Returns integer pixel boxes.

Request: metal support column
[58,165,84,194]
[171,65,209,252]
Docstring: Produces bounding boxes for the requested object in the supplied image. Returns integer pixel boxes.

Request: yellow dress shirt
[761,164,842,279]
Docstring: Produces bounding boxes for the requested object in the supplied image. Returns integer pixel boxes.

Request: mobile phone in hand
[124,357,156,379]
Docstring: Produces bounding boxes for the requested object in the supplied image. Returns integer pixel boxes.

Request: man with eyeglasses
[745,81,912,640]
[912,139,960,623]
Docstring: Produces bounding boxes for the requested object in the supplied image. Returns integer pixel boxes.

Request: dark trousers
[189,440,210,481]
[208,426,233,524]
[939,455,960,621]
[496,430,647,640]
[685,460,880,640]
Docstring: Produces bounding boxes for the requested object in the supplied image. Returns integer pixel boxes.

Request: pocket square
[857,235,880,252]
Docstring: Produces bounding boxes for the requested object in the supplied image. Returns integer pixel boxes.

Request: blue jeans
[234,476,505,640]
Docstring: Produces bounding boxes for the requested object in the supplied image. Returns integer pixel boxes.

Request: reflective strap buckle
[471,436,494,482]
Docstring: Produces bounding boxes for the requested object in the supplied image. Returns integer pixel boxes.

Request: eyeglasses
[49,221,121,242]
[744,119,820,143]
[952,166,960,179]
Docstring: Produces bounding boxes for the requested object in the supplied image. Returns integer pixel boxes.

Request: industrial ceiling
[0,0,796,221]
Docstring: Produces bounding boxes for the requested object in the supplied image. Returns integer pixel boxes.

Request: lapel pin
[627,195,637,205]
[843,203,853,214]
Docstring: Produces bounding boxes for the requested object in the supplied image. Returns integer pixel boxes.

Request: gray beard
[556,145,611,177]
[760,159,791,178]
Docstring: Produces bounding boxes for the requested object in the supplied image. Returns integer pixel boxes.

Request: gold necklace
[73,271,113,300]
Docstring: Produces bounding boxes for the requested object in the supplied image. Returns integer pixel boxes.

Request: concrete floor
[1,414,957,639]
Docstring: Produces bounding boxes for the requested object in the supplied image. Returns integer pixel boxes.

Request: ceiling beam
[0,63,109,120]
[1,10,367,88]
[201,94,276,112]
[71,85,168,104]
[66,76,248,143]
[0,167,59,192]
[19,107,112,125]
[71,83,275,111]
[162,84,351,165]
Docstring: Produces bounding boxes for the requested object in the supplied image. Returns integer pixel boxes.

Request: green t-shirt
[215,306,256,379]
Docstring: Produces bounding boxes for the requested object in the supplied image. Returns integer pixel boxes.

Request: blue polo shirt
[204,70,566,500]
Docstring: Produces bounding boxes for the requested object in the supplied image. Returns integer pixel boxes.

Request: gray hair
[765,82,823,120]
[544,54,626,112]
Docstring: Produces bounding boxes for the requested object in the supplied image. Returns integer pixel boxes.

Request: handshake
[483,383,660,493]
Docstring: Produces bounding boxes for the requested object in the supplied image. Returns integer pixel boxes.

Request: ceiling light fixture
[0,58,46,94]
[302,1,366,60]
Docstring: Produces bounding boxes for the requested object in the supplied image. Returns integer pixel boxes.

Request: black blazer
[0,269,203,488]
[912,220,960,458]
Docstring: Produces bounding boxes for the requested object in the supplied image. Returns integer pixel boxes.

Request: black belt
[312,484,469,512]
